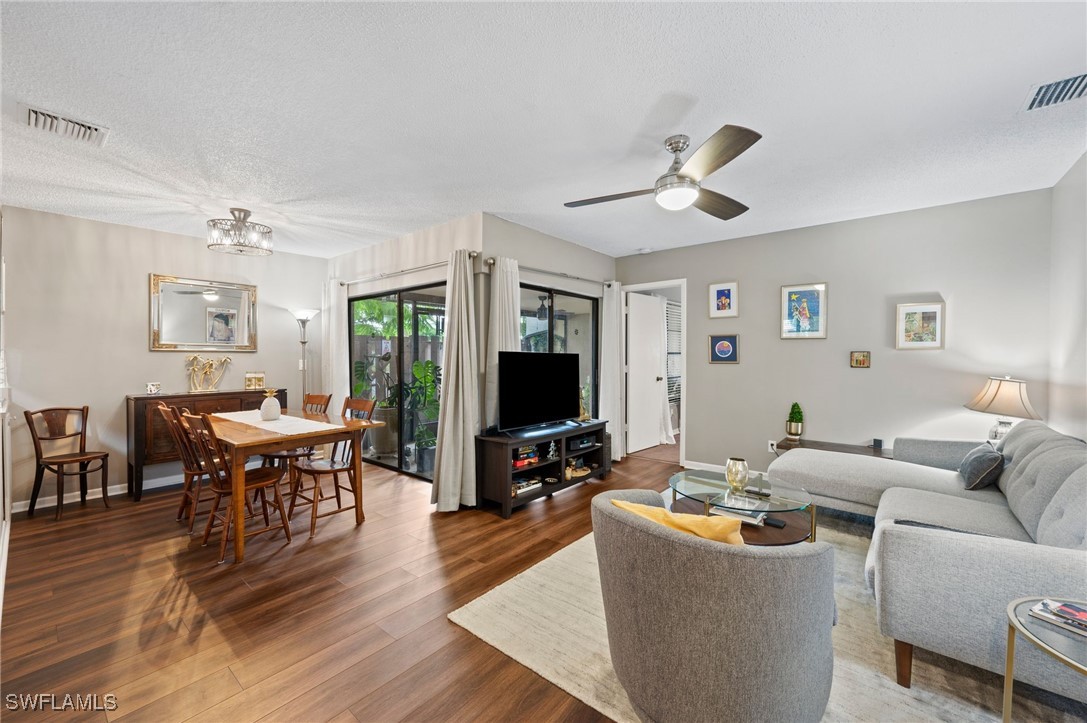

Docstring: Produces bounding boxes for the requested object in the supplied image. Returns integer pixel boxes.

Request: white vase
[260,394,281,421]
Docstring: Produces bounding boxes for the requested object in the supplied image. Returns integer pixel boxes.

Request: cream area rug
[448,511,1085,722]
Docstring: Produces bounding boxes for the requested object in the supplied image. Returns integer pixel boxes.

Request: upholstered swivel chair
[591,489,836,723]
[25,406,110,520]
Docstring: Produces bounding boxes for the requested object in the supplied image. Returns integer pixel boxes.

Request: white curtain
[432,250,479,510]
[656,295,676,445]
[323,279,350,408]
[484,257,520,429]
[600,281,625,461]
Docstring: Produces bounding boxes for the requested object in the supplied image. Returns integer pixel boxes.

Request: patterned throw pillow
[959,442,1004,490]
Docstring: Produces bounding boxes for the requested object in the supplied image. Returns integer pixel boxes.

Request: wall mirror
[150,274,257,351]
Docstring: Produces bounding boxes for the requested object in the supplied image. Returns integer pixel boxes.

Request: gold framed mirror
[150,274,257,352]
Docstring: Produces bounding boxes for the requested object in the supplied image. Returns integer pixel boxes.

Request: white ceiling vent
[1023,74,1086,111]
[18,103,109,146]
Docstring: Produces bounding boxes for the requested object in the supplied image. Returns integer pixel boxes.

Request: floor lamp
[294,309,319,403]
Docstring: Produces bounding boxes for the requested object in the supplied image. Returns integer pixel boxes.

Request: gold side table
[1003,597,1087,722]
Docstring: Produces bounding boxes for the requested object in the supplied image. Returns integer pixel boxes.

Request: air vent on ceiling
[1024,74,1086,111]
[18,102,109,146]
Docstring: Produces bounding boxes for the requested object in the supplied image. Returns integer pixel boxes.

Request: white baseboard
[681,459,725,473]
[11,474,184,514]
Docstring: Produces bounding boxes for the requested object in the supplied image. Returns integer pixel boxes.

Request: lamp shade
[293,309,320,322]
[964,376,1041,420]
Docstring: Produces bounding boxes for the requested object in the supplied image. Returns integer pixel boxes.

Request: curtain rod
[485,257,612,287]
[340,251,479,286]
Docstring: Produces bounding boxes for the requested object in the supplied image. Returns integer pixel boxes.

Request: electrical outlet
[767,440,777,454]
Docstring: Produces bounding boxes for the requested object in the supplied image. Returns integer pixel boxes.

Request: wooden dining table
[209,409,383,562]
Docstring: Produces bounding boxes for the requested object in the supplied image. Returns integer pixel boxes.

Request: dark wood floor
[1,455,680,722]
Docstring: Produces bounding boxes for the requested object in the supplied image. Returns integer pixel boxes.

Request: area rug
[448,511,1085,722]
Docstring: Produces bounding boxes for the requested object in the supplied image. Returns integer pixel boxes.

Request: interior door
[626,292,665,453]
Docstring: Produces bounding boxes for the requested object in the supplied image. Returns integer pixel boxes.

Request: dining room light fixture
[207,208,273,256]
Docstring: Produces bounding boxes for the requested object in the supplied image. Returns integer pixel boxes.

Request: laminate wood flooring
[1,457,679,722]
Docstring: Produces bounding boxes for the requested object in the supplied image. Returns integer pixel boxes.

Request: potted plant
[786,402,804,440]
[405,359,441,473]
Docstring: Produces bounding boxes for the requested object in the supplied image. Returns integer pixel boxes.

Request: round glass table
[1002,597,1087,722]
[668,469,816,543]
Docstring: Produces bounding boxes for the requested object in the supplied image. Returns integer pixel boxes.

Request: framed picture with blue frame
[709,334,739,363]
[781,282,827,339]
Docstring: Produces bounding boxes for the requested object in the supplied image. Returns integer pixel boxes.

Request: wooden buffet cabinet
[125,388,286,500]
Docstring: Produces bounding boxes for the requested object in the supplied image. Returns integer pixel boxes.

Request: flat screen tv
[498,351,581,432]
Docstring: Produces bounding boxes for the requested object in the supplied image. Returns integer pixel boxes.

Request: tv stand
[477,420,608,518]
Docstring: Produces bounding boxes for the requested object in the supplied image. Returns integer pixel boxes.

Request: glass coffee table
[1002,597,1087,722]
[668,469,816,544]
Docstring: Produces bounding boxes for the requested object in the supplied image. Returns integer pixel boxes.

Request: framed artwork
[850,351,871,368]
[781,283,827,339]
[244,372,266,390]
[896,302,945,350]
[206,307,237,344]
[709,334,739,363]
[708,282,738,318]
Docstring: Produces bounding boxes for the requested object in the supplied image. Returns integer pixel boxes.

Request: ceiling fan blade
[693,189,749,221]
[564,189,654,208]
[679,125,761,182]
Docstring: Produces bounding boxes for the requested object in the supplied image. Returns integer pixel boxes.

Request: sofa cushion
[767,449,1007,512]
[998,421,1087,540]
[1036,466,1087,550]
[959,443,1004,490]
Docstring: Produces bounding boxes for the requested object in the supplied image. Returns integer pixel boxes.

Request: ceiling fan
[564,124,761,221]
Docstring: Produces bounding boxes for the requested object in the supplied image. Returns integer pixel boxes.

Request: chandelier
[207,208,273,256]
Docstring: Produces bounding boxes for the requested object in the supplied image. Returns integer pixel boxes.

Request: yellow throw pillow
[611,500,745,546]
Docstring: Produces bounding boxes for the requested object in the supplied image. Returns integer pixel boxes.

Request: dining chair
[157,404,216,533]
[261,393,332,487]
[184,412,292,563]
[289,397,375,537]
[24,406,110,520]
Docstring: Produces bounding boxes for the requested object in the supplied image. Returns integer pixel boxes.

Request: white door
[626,292,666,453]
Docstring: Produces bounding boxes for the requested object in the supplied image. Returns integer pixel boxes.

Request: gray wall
[1048,154,1087,438]
[617,189,1057,471]
[2,206,328,505]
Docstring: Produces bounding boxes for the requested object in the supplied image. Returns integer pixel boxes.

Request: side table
[776,437,893,459]
[1002,596,1087,722]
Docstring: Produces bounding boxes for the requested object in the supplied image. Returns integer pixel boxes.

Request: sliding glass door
[349,284,446,480]
[518,285,599,417]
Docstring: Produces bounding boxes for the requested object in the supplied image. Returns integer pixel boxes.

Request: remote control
[764,517,786,528]
[744,486,771,497]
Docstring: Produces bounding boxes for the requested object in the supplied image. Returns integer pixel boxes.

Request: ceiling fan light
[654,177,700,211]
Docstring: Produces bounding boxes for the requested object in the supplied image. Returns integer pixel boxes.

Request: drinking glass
[725,457,749,493]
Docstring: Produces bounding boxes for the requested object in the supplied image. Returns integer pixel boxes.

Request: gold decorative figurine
[186,355,232,392]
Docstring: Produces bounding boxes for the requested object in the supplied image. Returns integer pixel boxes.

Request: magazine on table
[709,507,766,527]
[1028,599,1087,637]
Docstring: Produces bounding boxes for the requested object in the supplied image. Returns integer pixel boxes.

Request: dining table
[209,408,383,562]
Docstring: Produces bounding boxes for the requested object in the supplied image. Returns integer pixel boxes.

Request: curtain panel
[600,281,625,461]
[484,257,521,429]
[323,279,350,409]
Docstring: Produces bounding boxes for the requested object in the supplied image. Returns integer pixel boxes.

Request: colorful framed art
[709,334,739,363]
[708,282,738,318]
[780,283,827,339]
[244,371,266,390]
[850,351,871,368]
[896,302,945,350]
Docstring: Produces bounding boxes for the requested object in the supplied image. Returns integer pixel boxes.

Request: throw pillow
[611,500,745,545]
[959,442,1004,490]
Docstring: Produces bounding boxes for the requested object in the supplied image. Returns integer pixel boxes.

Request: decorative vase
[785,421,803,440]
[725,457,748,493]
[260,389,281,421]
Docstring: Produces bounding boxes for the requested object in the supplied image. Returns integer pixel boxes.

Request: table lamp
[964,376,1040,440]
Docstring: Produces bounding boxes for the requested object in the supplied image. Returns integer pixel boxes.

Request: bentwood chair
[184,412,292,563]
[157,404,216,533]
[25,406,110,520]
[261,393,332,487]
[289,397,375,537]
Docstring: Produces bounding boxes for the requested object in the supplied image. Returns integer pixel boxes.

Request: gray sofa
[768,421,1087,704]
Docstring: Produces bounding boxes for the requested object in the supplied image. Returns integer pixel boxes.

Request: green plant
[788,402,804,424]
[406,360,441,447]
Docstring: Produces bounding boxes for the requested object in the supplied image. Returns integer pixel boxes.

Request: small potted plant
[786,402,804,440]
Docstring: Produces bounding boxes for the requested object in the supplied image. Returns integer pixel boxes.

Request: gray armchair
[591,489,835,723]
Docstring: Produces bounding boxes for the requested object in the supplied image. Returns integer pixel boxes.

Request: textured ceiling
[2,2,1085,259]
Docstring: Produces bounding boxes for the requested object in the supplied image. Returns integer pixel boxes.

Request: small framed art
[207,307,237,344]
[896,302,945,350]
[708,282,738,318]
[781,283,827,339]
[244,372,266,390]
[709,334,739,363]
[850,351,871,368]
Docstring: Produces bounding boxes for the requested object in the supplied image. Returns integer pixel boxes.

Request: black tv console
[476,420,608,518]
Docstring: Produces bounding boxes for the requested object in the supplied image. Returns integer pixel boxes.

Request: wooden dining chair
[261,393,332,487]
[24,406,110,520]
[184,412,292,563]
[289,397,375,537]
[157,404,216,533]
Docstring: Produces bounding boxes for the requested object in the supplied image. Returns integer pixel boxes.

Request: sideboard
[125,388,286,500]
